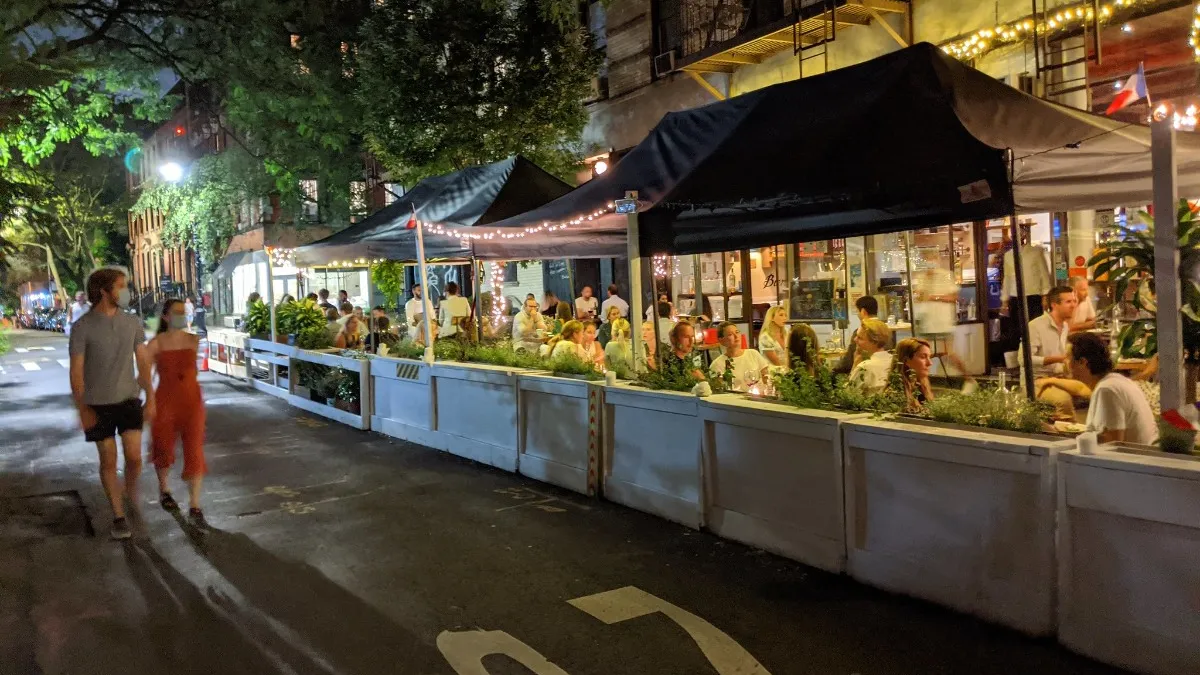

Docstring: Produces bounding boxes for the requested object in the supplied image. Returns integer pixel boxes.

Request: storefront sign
[1074,255,1086,267]
[614,199,637,214]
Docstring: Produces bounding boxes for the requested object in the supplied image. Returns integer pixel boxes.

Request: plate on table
[1054,420,1087,434]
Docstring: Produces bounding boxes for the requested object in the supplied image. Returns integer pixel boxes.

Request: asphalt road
[0,329,1129,675]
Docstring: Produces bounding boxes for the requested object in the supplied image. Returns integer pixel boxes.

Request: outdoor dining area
[204,43,1200,675]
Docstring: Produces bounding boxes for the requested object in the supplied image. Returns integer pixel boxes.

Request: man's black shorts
[84,399,144,443]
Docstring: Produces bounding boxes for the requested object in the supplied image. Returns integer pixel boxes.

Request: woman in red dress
[148,299,208,528]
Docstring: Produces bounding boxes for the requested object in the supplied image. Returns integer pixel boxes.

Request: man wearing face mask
[69,268,156,541]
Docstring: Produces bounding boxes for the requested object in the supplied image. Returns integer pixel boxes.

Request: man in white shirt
[1023,285,1077,377]
[599,284,628,321]
[574,285,599,321]
[438,281,472,338]
[1069,332,1156,444]
[404,284,425,330]
[66,291,89,337]
[708,322,770,392]
[1069,276,1096,333]
[511,296,548,352]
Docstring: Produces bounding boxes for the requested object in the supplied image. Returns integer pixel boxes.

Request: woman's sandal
[160,493,180,512]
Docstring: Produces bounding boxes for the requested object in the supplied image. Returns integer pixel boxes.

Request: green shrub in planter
[277,300,327,340]
[297,325,333,350]
[636,355,705,392]
[548,351,602,380]
[773,361,906,414]
[924,389,1053,434]
[244,300,270,337]
[387,340,427,360]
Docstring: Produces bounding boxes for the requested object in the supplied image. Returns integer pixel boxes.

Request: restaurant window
[909,224,982,330]
[383,182,404,206]
[350,180,368,218]
[667,252,739,322]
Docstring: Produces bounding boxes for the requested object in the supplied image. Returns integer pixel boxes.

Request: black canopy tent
[293,156,574,266]
[476,41,1200,257]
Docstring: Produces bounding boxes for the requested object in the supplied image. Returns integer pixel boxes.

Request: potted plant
[333,366,360,414]
[243,300,271,339]
[1089,198,1200,403]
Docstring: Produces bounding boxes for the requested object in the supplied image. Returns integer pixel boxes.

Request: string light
[652,254,669,278]
[422,202,618,242]
[1189,2,1200,60]
[309,201,620,268]
[267,247,294,268]
[489,261,507,330]
[940,0,1161,61]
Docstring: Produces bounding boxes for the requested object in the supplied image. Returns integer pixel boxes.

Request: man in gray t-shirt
[68,268,155,541]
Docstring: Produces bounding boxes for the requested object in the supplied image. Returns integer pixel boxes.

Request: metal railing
[655,0,790,61]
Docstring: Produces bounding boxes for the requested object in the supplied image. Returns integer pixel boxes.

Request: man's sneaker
[111,517,132,541]
[160,493,180,512]
[188,508,209,531]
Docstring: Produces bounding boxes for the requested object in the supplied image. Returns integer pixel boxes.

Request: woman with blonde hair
[893,337,934,409]
[758,306,789,367]
[546,320,586,359]
[848,318,892,392]
[786,323,819,375]
[605,318,634,375]
[597,305,623,347]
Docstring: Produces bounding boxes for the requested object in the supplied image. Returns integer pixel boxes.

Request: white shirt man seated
[1068,332,1157,445]
[1021,285,1077,378]
[511,297,548,352]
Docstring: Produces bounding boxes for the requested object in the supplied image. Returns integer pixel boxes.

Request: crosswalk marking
[21,362,40,371]
[14,346,55,354]
[57,359,70,369]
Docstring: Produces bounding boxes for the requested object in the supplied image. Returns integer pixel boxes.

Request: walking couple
[69,268,209,540]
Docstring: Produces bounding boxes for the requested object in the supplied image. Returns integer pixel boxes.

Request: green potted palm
[1089,199,1200,404]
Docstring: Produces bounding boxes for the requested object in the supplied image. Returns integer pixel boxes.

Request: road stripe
[58,359,70,369]
[15,348,27,353]
[21,362,40,371]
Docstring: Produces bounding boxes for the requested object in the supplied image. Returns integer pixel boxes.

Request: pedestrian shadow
[177,522,442,674]
[0,393,76,415]
[123,540,332,675]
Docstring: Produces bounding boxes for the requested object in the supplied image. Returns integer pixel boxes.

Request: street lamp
[158,161,184,183]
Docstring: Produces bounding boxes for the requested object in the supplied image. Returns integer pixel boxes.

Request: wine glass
[744,369,760,393]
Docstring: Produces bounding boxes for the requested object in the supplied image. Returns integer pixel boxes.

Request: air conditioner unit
[653,51,677,78]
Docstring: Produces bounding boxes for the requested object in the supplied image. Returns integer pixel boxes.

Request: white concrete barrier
[1058,446,1200,675]
[603,385,703,528]
[369,356,440,448]
[517,374,601,496]
[843,418,1069,635]
[287,349,371,430]
[245,338,293,399]
[700,396,863,573]
[432,362,522,472]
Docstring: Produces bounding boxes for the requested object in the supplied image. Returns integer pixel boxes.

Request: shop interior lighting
[939,0,1173,61]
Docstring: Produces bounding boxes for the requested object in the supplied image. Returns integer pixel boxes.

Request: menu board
[788,279,835,321]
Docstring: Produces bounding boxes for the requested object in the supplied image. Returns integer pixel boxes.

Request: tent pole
[413,207,436,363]
[1151,116,1185,410]
[693,253,704,326]
[472,257,484,342]
[626,191,645,371]
[1009,214,1036,400]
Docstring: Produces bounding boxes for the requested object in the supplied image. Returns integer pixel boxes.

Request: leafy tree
[371,260,405,309]
[0,145,130,301]
[356,0,602,184]
[132,146,275,269]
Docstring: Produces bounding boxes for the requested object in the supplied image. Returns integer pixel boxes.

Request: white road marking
[57,359,70,369]
[15,346,54,353]
[20,362,40,371]
[569,586,769,674]
[15,348,26,353]
[438,631,569,675]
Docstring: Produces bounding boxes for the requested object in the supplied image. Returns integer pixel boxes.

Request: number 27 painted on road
[437,586,770,674]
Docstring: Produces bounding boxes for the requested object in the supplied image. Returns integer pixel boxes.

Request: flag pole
[413,205,436,363]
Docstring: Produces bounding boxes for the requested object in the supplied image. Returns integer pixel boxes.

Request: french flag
[1106,63,1149,116]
